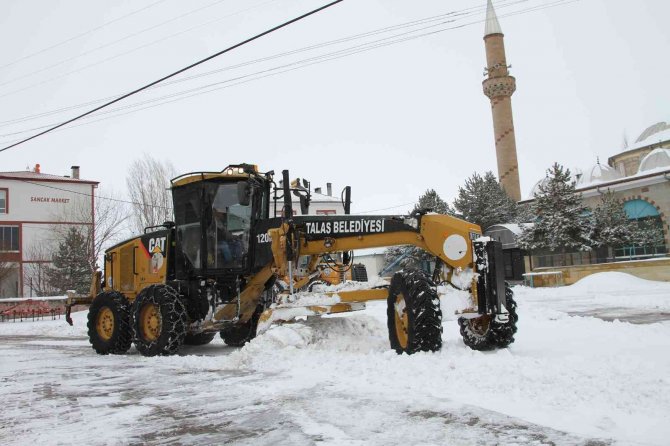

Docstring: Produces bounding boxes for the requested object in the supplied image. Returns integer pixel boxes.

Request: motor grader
[66,163,517,356]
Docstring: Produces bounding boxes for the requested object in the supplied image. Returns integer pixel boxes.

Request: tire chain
[87,291,133,355]
[133,285,188,356]
[458,286,518,351]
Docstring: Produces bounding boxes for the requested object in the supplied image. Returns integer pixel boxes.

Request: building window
[0,189,7,214]
[615,199,667,258]
[0,226,19,252]
[316,209,337,215]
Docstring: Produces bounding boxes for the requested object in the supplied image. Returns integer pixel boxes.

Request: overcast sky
[1,0,668,214]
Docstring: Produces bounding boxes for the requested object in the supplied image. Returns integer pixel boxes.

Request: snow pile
[2,273,670,445]
[569,271,670,293]
[0,311,88,337]
[519,271,670,313]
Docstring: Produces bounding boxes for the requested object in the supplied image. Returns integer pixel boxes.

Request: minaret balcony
[483,76,516,99]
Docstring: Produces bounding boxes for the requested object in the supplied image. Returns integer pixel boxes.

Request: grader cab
[66,163,517,356]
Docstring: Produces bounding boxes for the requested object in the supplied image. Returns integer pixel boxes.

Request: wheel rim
[468,315,492,336]
[96,307,115,341]
[139,303,161,342]
[394,293,409,349]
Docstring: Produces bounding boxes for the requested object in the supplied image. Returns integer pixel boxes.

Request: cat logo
[150,245,164,274]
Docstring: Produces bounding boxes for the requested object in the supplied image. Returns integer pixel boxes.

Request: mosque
[481,1,670,283]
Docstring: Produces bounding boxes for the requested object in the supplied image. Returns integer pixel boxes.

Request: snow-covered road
[1,272,669,445]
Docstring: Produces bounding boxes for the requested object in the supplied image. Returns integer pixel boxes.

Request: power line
[0,2,485,129]
[0,0,233,88]
[0,14,465,139]
[0,0,169,71]
[0,0,579,147]
[357,202,418,214]
[0,0,523,112]
[0,0,579,146]
[0,0,277,100]
[0,0,552,141]
[0,0,345,154]
[14,178,169,210]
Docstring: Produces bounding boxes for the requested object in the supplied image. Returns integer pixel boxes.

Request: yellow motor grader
[66,164,517,356]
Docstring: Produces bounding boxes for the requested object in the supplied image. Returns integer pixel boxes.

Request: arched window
[616,199,666,258]
[623,199,659,219]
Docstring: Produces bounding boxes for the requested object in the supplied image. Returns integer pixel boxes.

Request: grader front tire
[387,269,443,355]
[458,286,518,351]
[132,285,188,356]
[87,291,132,355]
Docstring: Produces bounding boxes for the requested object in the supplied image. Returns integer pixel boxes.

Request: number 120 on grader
[67,164,517,356]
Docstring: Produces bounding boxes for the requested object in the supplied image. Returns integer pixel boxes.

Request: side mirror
[299,195,310,215]
[237,181,251,206]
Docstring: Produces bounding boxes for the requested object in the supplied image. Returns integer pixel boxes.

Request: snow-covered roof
[578,162,623,186]
[484,0,503,36]
[290,191,342,204]
[485,223,529,235]
[638,148,670,173]
[0,171,98,184]
[628,122,670,152]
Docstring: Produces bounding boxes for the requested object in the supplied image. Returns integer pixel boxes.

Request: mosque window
[615,199,666,258]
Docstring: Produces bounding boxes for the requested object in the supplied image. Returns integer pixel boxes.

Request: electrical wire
[0,0,279,100]
[0,0,169,71]
[0,0,345,154]
[0,0,578,144]
[0,0,518,127]
[11,177,170,210]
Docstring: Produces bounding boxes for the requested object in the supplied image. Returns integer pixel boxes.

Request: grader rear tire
[132,285,188,356]
[458,286,518,351]
[220,306,262,347]
[87,291,132,355]
[387,269,443,355]
[184,332,217,346]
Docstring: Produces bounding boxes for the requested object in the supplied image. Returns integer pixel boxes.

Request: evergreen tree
[517,163,592,252]
[632,219,666,250]
[453,171,519,230]
[589,191,634,249]
[384,189,454,271]
[45,227,92,294]
[414,188,454,215]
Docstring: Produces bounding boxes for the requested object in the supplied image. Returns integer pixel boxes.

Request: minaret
[482,0,521,201]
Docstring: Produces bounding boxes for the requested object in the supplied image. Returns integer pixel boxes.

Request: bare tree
[0,261,18,297]
[50,187,130,273]
[22,244,59,297]
[126,154,176,234]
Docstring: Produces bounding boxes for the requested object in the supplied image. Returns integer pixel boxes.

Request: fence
[532,248,667,269]
[0,297,66,323]
[0,308,62,323]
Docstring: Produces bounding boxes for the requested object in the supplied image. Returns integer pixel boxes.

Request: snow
[629,128,670,152]
[1,272,670,445]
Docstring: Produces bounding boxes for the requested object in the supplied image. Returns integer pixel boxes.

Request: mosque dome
[578,161,623,185]
[638,148,670,173]
[528,176,550,198]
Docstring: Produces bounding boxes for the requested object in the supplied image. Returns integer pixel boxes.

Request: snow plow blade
[257,301,367,334]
